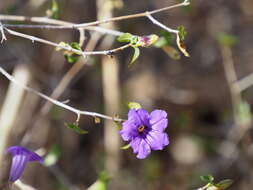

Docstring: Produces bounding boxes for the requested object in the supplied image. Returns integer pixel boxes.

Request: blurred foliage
[200,175,233,190]
[46,0,60,19]
[218,33,238,47]
[87,171,111,190]
[65,122,88,134]
[44,144,61,167]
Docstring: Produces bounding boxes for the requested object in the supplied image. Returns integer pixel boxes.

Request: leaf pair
[200,175,233,190]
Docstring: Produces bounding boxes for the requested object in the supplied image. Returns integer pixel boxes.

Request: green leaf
[200,175,214,183]
[128,102,142,109]
[121,143,131,150]
[114,121,122,130]
[130,36,140,46]
[117,33,133,43]
[44,144,61,167]
[177,25,187,41]
[130,47,140,65]
[215,179,233,190]
[65,123,88,134]
[64,42,82,63]
[218,33,238,47]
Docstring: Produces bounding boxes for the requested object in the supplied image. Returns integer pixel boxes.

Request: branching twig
[146,14,190,57]
[0,67,125,123]
[49,0,189,29]
[3,27,131,56]
[146,14,178,34]
[0,0,189,30]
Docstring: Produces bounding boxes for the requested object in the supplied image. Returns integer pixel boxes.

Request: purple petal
[128,109,142,126]
[151,118,168,132]
[136,109,150,126]
[120,120,138,141]
[29,152,44,163]
[7,146,44,182]
[130,136,142,154]
[146,131,169,150]
[136,139,151,159]
[9,154,29,182]
[162,133,170,146]
[150,110,167,125]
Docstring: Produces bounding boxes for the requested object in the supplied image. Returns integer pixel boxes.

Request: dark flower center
[138,125,146,133]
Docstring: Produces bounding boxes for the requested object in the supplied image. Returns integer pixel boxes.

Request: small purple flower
[120,109,169,159]
[7,146,43,182]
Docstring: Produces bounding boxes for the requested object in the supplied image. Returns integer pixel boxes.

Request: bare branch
[0,66,125,123]
[3,27,131,56]
[0,22,7,43]
[0,1,189,30]
[0,15,123,36]
[235,72,253,92]
[146,14,178,34]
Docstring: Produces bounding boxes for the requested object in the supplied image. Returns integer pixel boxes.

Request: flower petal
[128,109,142,126]
[146,131,169,150]
[130,136,142,154]
[9,154,29,182]
[136,109,150,126]
[7,146,44,182]
[120,120,138,141]
[151,118,168,132]
[136,139,151,159]
[29,152,44,163]
[150,110,167,125]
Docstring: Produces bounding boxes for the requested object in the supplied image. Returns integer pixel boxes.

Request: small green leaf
[200,175,214,183]
[114,121,122,129]
[130,47,140,65]
[215,179,233,190]
[65,123,88,134]
[128,102,142,109]
[63,42,82,63]
[218,33,238,47]
[117,33,133,43]
[44,144,61,167]
[121,143,131,150]
[177,25,187,41]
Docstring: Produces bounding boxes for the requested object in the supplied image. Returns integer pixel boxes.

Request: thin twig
[0,67,124,122]
[235,72,253,92]
[146,14,190,57]
[146,14,178,34]
[0,0,189,30]
[3,27,131,56]
[56,0,190,29]
[0,15,123,36]
[0,22,7,43]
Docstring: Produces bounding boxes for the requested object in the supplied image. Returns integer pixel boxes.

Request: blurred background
[0,0,253,189]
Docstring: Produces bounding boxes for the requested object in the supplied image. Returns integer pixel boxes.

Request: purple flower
[7,146,43,182]
[120,109,169,159]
